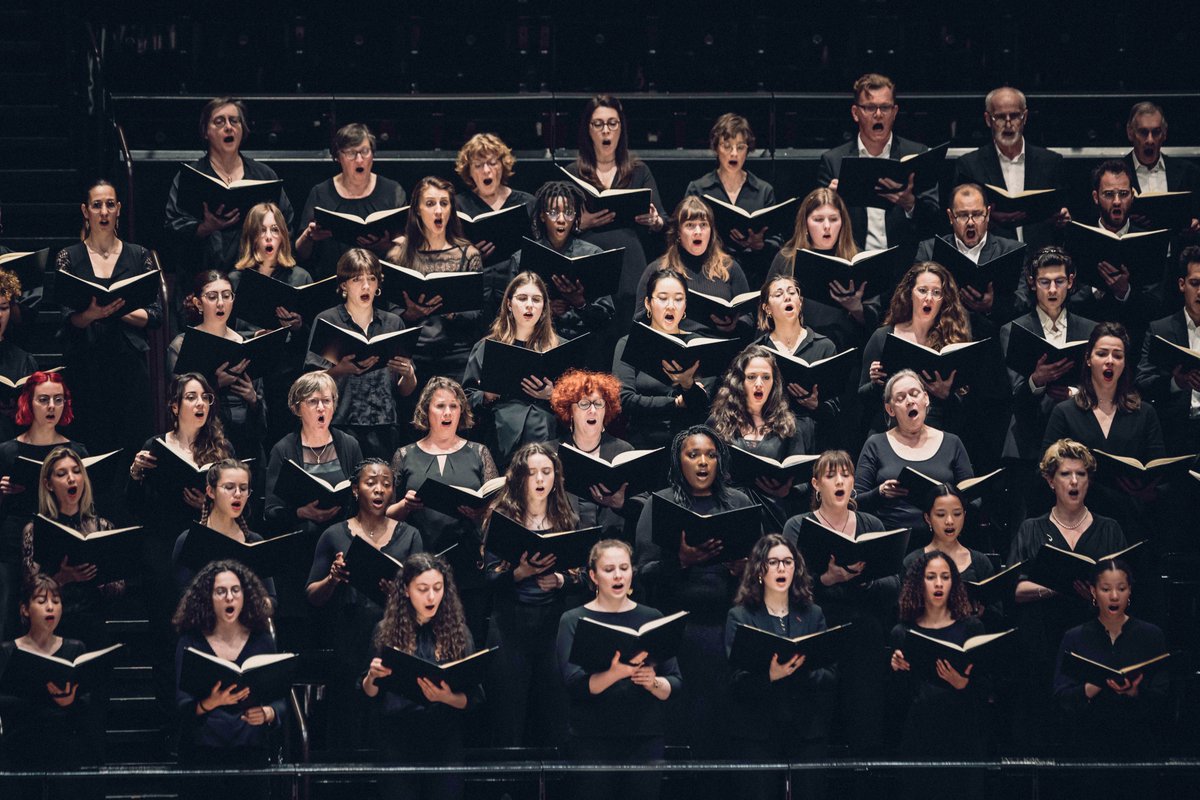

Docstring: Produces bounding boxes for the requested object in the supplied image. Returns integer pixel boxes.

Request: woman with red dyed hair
[0,371,89,638]
[548,369,642,538]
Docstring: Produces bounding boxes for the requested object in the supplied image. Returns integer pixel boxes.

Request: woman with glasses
[169,270,266,476]
[455,133,536,260]
[685,113,780,286]
[724,534,834,800]
[59,179,162,459]
[505,181,615,349]
[548,369,641,538]
[854,370,974,533]
[172,559,282,796]
[565,94,665,334]
[305,248,417,460]
[165,97,294,275]
[296,123,407,281]
[0,373,88,637]
[859,262,975,437]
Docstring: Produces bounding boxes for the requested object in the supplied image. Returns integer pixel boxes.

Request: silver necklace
[815,509,848,533]
[304,440,333,463]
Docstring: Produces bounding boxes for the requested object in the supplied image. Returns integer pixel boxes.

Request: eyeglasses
[1036,277,1070,289]
[340,147,372,160]
[304,397,334,409]
[856,103,896,116]
[34,395,65,407]
[589,119,621,131]
[202,291,235,302]
[1099,189,1132,201]
[766,557,795,569]
[217,483,251,495]
[576,399,606,411]
[952,211,988,222]
[544,209,577,220]
[183,392,216,405]
[213,585,242,598]
[989,111,1026,123]
[717,141,749,153]
[210,115,242,128]
[914,287,944,299]
[470,159,500,171]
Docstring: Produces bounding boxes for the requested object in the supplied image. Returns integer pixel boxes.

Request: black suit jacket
[1134,310,1198,453]
[999,310,1098,460]
[1122,151,1200,194]
[954,141,1064,246]
[817,136,941,254]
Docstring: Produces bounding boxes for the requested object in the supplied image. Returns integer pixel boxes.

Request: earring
[339,288,347,298]
[375,288,382,297]
[1091,595,1097,607]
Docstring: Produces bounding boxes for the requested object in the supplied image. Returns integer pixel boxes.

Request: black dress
[782,509,897,755]
[0,340,37,443]
[718,428,811,534]
[367,622,483,800]
[632,251,753,338]
[756,328,844,449]
[547,434,645,541]
[1007,512,1127,751]
[306,519,422,748]
[297,175,407,281]
[685,169,781,286]
[766,249,884,353]
[459,188,536,320]
[390,439,498,642]
[724,602,836,800]
[556,603,683,800]
[854,430,974,532]
[462,336,559,466]
[565,161,664,336]
[635,487,759,760]
[164,155,295,275]
[612,331,712,450]
[56,242,161,460]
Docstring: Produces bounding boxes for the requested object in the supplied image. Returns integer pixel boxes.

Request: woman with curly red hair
[888,550,988,777]
[0,372,88,638]
[362,551,481,800]
[548,369,641,536]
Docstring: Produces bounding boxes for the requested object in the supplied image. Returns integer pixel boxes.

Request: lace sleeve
[476,442,499,482]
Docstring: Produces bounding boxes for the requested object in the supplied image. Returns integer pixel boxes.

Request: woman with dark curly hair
[635,424,759,760]
[389,376,498,641]
[859,261,974,436]
[0,373,88,638]
[481,442,578,748]
[362,551,481,800]
[385,176,485,385]
[0,267,38,443]
[555,539,680,800]
[888,550,989,788]
[724,533,835,800]
[709,344,811,531]
[172,559,282,789]
[565,94,665,335]
[463,271,562,465]
[633,195,751,338]
[549,369,641,537]
[306,457,422,750]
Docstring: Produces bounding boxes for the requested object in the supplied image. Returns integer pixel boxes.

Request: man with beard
[954,86,1069,247]
[915,183,1025,329]
[817,73,940,258]
[1122,101,1200,237]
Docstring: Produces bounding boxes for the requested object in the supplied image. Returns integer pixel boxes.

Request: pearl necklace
[1050,508,1088,530]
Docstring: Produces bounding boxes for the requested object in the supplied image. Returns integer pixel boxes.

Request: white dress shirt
[858,134,893,251]
[1135,156,1168,195]
[955,233,988,264]
[996,141,1027,241]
